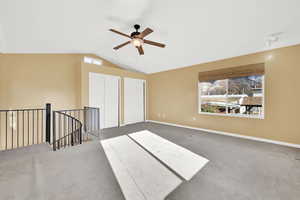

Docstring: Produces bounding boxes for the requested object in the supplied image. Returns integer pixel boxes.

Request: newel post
[45,103,51,144]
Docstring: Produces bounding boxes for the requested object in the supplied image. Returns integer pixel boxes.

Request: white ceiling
[1,0,300,73]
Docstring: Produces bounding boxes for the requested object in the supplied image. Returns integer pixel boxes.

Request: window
[83,56,103,66]
[198,64,264,118]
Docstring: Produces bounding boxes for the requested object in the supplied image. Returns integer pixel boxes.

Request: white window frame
[198,76,265,119]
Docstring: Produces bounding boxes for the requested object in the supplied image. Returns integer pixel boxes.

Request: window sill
[199,112,264,119]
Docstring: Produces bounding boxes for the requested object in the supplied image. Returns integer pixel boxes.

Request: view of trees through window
[199,75,264,117]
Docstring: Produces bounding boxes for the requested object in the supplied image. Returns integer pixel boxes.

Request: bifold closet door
[124,78,145,125]
[104,75,120,128]
[89,73,105,129]
[89,73,120,129]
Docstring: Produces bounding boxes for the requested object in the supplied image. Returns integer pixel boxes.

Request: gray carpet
[0,122,299,200]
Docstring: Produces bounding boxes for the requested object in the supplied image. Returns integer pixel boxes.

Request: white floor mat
[101,135,182,200]
[129,130,209,181]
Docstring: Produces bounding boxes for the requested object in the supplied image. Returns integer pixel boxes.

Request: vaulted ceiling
[1,0,300,73]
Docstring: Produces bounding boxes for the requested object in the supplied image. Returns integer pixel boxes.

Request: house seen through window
[198,64,264,118]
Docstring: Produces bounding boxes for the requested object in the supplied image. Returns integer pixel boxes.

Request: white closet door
[89,73,120,129]
[124,78,145,125]
[89,73,105,129]
[105,76,120,128]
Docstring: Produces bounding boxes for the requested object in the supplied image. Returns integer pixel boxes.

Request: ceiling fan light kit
[131,38,144,47]
[109,24,166,55]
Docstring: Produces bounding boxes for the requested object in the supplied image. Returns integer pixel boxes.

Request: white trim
[199,112,264,119]
[147,120,300,149]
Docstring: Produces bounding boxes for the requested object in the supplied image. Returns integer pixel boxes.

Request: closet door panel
[89,73,105,129]
[124,78,145,125]
[105,76,119,128]
[89,73,120,129]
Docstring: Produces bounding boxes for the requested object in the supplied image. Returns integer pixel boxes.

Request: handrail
[52,111,83,151]
[52,107,100,151]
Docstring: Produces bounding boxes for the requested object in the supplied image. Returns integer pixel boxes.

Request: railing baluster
[79,124,82,144]
[58,114,61,149]
[98,109,100,130]
[92,109,94,131]
[32,110,35,145]
[0,112,1,150]
[64,113,66,147]
[74,122,77,143]
[71,119,74,146]
[37,110,39,144]
[83,107,87,133]
[94,109,96,131]
[27,110,30,146]
[23,111,25,147]
[67,117,70,146]
[17,111,19,148]
[89,109,91,132]
[11,111,14,149]
[41,110,43,143]
[6,111,8,150]
[52,111,56,151]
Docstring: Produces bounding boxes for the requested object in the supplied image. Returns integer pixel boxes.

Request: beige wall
[80,62,147,124]
[0,54,84,110]
[148,44,300,145]
[0,54,132,111]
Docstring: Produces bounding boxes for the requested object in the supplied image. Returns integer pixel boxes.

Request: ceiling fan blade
[144,39,166,48]
[113,41,131,50]
[109,29,132,39]
[137,46,144,55]
[139,28,153,38]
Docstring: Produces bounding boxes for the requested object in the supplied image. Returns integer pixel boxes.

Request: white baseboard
[147,120,300,149]
[121,121,147,127]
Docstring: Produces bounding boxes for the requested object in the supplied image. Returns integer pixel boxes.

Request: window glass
[201,97,227,114]
[199,75,264,118]
[200,80,227,96]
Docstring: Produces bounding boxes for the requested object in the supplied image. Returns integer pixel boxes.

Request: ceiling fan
[109,24,166,55]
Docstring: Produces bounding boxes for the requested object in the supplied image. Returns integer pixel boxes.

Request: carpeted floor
[0,122,299,200]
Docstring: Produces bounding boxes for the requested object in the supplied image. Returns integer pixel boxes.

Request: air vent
[265,32,283,47]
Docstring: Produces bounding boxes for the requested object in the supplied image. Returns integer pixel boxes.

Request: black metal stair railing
[52,111,82,151]
[0,104,99,152]
[52,107,100,151]
[0,104,51,151]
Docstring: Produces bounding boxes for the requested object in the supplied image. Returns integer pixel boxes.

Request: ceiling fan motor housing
[131,32,140,37]
[131,24,141,37]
